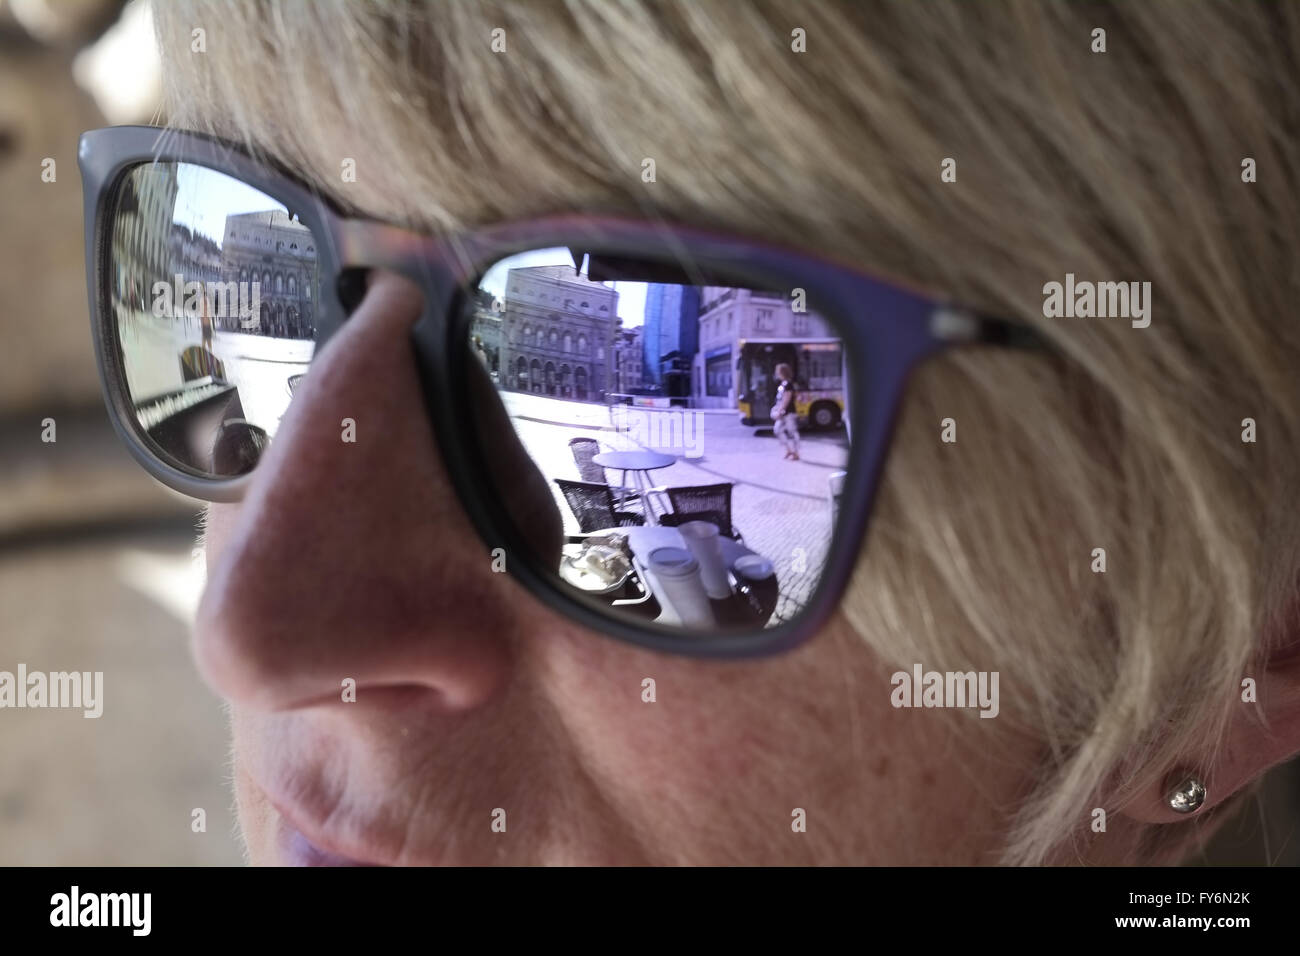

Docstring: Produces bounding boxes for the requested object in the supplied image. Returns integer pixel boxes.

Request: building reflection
[218,210,317,338]
[498,265,618,400]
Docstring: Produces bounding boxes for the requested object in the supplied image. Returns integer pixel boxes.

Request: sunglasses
[79,125,1043,659]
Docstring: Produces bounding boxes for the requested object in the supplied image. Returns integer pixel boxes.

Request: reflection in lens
[109,162,320,477]
[471,247,851,637]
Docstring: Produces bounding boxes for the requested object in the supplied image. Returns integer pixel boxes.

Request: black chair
[554,479,646,533]
[569,436,640,504]
[654,482,743,540]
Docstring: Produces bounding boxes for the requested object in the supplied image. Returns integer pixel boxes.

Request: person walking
[771,362,800,460]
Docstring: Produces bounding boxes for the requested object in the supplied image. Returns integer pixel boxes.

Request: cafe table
[591,450,676,521]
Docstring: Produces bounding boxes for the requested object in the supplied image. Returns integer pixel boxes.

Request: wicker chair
[568,437,607,483]
[568,437,640,504]
[554,479,646,533]
[653,482,743,540]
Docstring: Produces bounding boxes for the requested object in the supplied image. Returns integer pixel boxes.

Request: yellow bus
[735,338,845,430]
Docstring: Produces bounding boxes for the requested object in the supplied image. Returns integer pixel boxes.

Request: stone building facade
[468,289,502,378]
[612,326,643,393]
[168,224,221,288]
[218,210,318,338]
[111,163,179,316]
[498,265,617,400]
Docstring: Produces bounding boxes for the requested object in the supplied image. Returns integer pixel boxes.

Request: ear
[1119,650,1300,824]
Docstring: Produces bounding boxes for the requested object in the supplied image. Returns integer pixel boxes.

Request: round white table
[592,450,676,521]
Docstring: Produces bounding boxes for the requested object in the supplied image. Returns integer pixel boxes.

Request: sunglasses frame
[79,124,1040,659]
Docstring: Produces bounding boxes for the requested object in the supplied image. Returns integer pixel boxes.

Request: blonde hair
[155,0,1300,863]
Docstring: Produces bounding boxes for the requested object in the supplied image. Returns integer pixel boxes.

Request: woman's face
[193,269,1046,865]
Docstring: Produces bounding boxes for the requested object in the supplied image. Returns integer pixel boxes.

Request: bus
[735,338,846,430]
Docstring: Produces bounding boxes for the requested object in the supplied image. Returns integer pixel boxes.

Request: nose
[193,270,556,713]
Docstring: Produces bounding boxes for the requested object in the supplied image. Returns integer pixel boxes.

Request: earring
[1165,771,1207,814]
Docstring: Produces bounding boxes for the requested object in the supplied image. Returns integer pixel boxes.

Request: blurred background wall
[0,0,240,864]
[0,0,1293,866]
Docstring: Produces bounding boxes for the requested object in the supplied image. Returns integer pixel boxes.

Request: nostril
[336,268,370,315]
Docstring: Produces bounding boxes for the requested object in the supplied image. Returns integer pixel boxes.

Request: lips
[265,791,395,867]
[280,825,377,867]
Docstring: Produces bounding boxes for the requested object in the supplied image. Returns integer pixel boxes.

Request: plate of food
[559,544,633,594]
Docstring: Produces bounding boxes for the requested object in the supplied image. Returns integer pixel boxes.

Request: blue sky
[173,163,288,241]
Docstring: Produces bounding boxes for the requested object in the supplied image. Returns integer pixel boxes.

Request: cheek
[231,737,277,864]
[203,504,239,572]
[533,628,855,813]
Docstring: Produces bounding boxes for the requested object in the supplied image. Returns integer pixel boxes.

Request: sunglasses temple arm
[929,306,1051,352]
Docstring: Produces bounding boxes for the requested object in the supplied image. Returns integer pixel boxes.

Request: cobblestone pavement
[500,393,850,622]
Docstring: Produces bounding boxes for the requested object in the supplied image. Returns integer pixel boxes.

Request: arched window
[574,366,588,401]
[288,275,297,295]
[578,334,589,355]
[549,329,559,349]
[563,331,573,353]
[580,301,589,313]
[262,270,272,289]
[530,359,542,394]
[522,323,531,345]
[239,268,248,284]
[274,272,284,294]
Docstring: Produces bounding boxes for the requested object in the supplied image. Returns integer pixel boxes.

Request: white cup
[646,546,715,627]
[676,521,732,599]
[733,554,775,582]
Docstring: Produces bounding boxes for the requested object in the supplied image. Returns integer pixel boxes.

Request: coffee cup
[676,520,732,599]
[646,546,715,627]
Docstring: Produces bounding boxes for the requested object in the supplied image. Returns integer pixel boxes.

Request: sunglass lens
[467,246,853,638]
[106,162,322,478]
